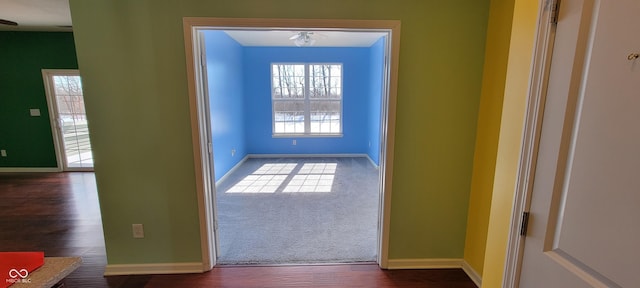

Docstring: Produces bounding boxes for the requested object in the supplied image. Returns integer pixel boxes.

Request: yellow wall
[481,0,539,286]
[463,0,515,275]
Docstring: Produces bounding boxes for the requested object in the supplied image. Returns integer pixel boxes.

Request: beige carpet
[215,157,380,264]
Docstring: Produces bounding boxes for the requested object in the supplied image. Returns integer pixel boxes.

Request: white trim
[41,69,94,172]
[103,262,203,276]
[215,155,249,185]
[271,63,344,136]
[387,259,481,285]
[0,167,61,173]
[42,69,65,172]
[184,27,217,270]
[272,134,343,138]
[215,154,380,182]
[377,26,400,269]
[503,1,557,287]
[246,153,369,159]
[183,17,400,271]
[366,155,379,169]
[386,258,463,270]
[462,261,482,287]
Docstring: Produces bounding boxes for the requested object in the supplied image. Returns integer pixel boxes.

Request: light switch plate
[29,109,41,116]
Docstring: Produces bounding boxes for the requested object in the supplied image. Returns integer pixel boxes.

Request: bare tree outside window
[53,76,86,123]
[45,72,93,169]
[272,63,342,135]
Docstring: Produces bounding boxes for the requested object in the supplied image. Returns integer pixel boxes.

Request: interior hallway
[0,172,476,287]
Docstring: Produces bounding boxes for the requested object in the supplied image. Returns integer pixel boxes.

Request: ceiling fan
[0,18,72,30]
[0,18,18,26]
[289,31,322,47]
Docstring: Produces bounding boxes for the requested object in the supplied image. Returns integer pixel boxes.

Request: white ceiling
[0,0,386,47]
[0,0,72,31]
[224,30,386,47]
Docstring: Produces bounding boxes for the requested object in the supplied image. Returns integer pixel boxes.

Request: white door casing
[183,18,401,270]
[42,69,94,171]
[518,0,640,287]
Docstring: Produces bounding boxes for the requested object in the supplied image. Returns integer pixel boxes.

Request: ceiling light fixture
[290,32,316,47]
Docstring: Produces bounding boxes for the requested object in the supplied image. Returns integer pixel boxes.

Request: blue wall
[367,38,386,165]
[204,32,385,179]
[204,31,247,181]
[243,47,373,154]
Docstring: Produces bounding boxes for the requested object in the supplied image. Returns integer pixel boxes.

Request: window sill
[272,134,343,138]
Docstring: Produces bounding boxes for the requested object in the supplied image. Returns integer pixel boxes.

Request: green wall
[0,32,78,168]
[68,0,490,265]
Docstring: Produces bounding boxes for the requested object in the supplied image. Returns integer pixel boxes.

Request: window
[272,63,342,136]
[42,70,94,170]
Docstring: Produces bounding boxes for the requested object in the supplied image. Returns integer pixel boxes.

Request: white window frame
[271,62,343,137]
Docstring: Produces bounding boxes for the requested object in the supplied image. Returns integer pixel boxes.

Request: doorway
[43,69,94,171]
[183,18,400,270]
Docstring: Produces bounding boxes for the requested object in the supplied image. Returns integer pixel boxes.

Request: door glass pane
[52,75,93,168]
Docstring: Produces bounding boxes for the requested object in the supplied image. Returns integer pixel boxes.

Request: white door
[43,70,94,171]
[518,0,640,287]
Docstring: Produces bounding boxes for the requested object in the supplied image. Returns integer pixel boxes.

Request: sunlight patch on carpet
[226,162,337,193]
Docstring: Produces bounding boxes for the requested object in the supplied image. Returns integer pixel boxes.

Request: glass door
[43,70,94,171]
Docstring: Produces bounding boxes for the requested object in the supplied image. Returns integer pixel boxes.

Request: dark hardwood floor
[0,172,477,287]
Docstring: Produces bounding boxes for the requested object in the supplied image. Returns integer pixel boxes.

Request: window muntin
[272,63,342,136]
[310,101,341,134]
[273,101,305,134]
[309,64,342,99]
[272,64,305,99]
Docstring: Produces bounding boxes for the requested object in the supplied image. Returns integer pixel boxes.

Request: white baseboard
[104,262,204,276]
[462,260,482,287]
[0,167,61,173]
[215,155,249,186]
[247,153,377,168]
[216,154,375,185]
[366,155,379,169]
[386,258,463,269]
[387,258,480,286]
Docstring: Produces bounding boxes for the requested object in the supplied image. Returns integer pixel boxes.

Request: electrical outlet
[292,139,297,145]
[132,224,144,238]
[0,150,6,157]
[231,149,236,156]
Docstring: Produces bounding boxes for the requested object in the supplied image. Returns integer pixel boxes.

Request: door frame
[502,1,559,286]
[42,69,94,172]
[183,17,401,271]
